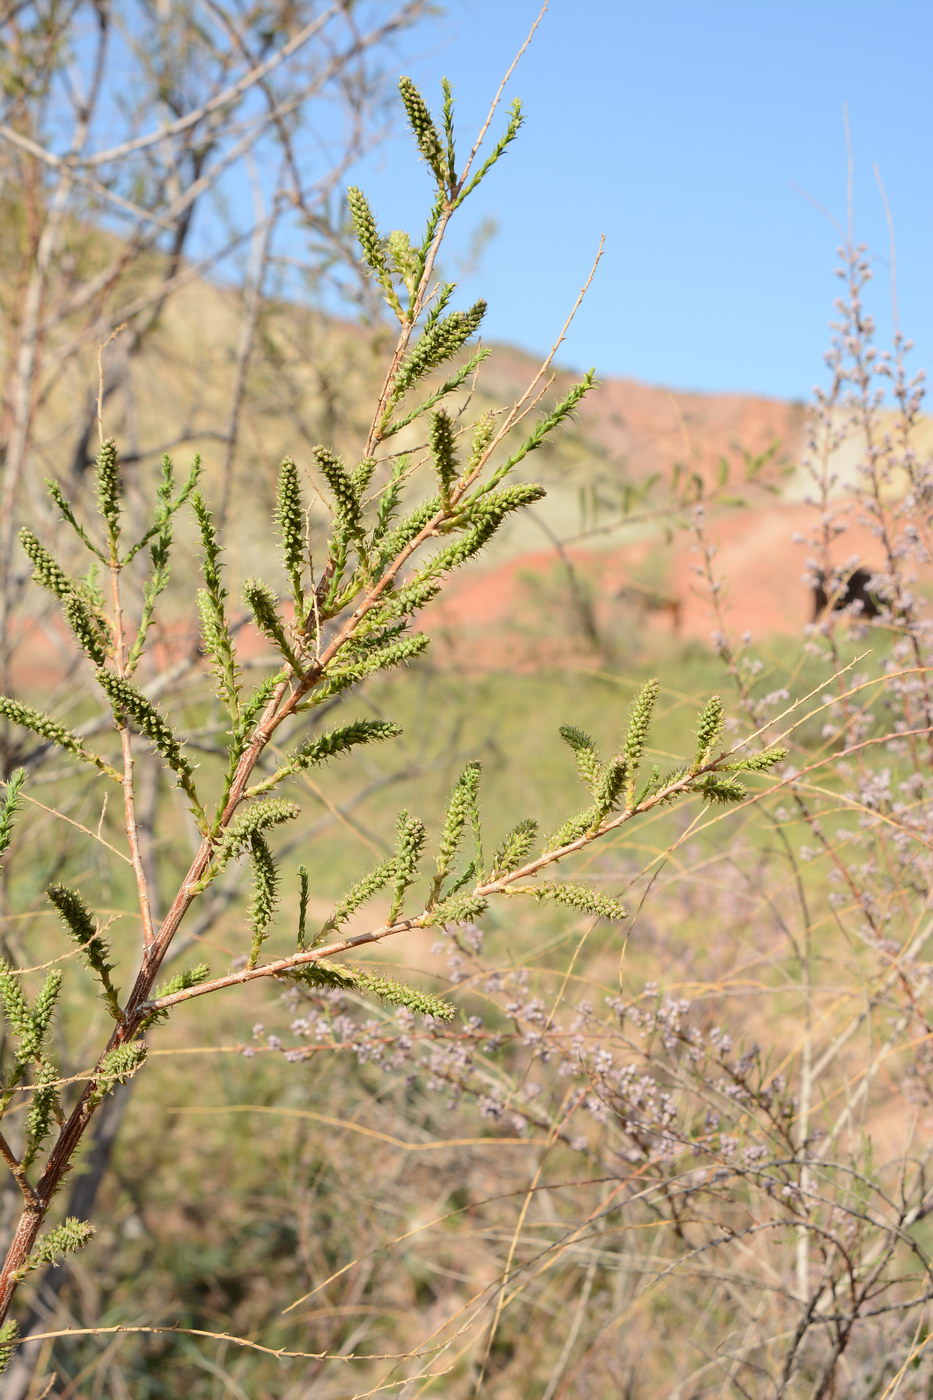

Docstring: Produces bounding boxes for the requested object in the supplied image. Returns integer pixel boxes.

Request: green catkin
[0,696,116,777]
[276,458,306,610]
[468,412,497,471]
[727,746,788,772]
[0,1321,19,1377]
[156,964,210,1000]
[429,409,458,502]
[0,770,25,863]
[297,866,310,950]
[346,187,395,297]
[294,952,451,1019]
[23,1218,94,1274]
[292,961,357,993]
[398,76,447,185]
[351,967,455,1020]
[694,774,748,804]
[391,302,487,402]
[19,527,73,599]
[191,495,240,710]
[351,457,376,497]
[196,590,237,705]
[143,964,210,1028]
[90,1042,147,1105]
[624,677,660,797]
[213,800,301,869]
[63,592,110,665]
[284,719,401,781]
[388,810,426,923]
[455,481,546,531]
[45,879,98,946]
[533,882,628,922]
[31,969,63,1044]
[247,717,403,798]
[693,694,725,769]
[23,1057,60,1166]
[95,438,121,546]
[314,446,364,543]
[387,230,420,296]
[363,577,441,629]
[413,490,543,582]
[559,725,602,791]
[96,668,201,812]
[246,835,278,968]
[545,806,601,853]
[593,757,628,817]
[376,494,441,563]
[314,633,430,698]
[490,819,538,876]
[46,885,121,1020]
[95,670,190,776]
[242,578,302,670]
[423,891,488,926]
[434,762,482,892]
[0,961,39,1059]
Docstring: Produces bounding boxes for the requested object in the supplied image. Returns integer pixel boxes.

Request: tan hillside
[10,255,931,683]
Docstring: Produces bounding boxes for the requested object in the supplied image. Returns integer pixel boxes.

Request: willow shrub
[0,77,783,1363]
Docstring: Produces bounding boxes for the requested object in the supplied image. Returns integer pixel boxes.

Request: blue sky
[335,0,933,402]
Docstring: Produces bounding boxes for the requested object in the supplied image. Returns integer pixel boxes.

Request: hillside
[9,261,932,687]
